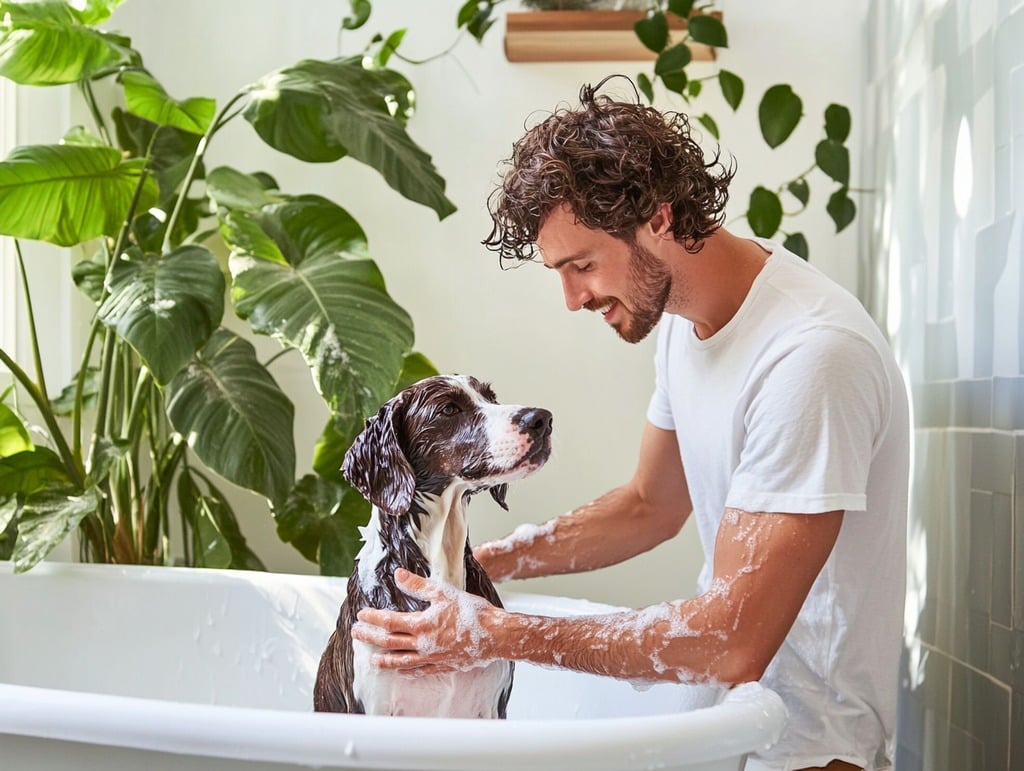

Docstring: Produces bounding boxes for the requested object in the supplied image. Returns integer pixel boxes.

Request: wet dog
[313,375,553,717]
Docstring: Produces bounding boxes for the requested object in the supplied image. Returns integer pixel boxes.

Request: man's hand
[351,568,502,675]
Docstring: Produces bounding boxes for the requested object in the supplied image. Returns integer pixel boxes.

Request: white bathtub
[0,561,785,771]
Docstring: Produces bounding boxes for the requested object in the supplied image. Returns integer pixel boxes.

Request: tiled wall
[862,0,1024,769]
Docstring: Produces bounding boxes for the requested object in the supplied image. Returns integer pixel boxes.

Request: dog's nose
[517,408,553,438]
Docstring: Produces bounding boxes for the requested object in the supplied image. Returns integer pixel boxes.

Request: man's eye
[440,403,461,416]
[575,262,593,273]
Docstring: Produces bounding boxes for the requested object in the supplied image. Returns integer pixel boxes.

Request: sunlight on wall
[952,116,973,219]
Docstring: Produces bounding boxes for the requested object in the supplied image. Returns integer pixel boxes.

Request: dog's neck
[356,481,474,592]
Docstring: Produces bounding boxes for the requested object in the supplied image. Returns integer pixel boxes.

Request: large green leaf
[206,167,283,212]
[758,84,803,149]
[112,107,205,202]
[0,447,71,497]
[0,1,138,85]
[311,351,438,478]
[121,71,216,135]
[0,144,159,246]
[634,11,668,53]
[243,58,456,220]
[222,196,413,427]
[98,245,225,385]
[0,403,32,457]
[166,328,295,504]
[13,486,100,572]
[274,474,369,575]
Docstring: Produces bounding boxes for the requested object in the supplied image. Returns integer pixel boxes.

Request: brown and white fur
[313,374,553,718]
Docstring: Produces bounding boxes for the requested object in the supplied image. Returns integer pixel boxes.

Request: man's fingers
[356,606,418,633]
[394,568,442,601]
[351,618,420,649]
[371,651,431,671]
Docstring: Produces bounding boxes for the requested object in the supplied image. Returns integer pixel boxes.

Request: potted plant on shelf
[0,0,442,574]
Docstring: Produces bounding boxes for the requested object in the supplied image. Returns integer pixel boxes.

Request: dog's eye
[440,402,461,416]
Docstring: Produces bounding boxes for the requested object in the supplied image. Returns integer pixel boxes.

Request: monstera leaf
[274,474,370,575]
[0,144,158,246]
[243,57,455,220]
[97,245,225,385]
[0,0,137,86]
[221,195,414,430]
[166,329,295,505]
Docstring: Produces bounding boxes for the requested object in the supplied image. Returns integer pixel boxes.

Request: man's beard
[589,240,672,344]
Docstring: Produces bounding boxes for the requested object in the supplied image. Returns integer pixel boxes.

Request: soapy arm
[353,507,843,684]
[474,423,692,582]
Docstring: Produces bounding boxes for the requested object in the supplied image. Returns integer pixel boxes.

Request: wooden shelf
[504,10,718,63]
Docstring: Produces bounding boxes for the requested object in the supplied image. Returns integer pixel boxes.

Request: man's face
[537,204,672,344]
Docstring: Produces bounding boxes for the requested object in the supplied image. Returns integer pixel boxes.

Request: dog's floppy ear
[489,484,509,511]
[342,393,415,516]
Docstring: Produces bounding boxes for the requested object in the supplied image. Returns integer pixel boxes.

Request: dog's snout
[516,408,553,437]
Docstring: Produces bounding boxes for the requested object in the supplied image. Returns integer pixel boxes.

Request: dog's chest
[351,501,510,717]
[352,641,510,718]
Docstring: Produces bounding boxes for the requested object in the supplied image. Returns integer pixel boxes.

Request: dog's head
[341,375,553,516]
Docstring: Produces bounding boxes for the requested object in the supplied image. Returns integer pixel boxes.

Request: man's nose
[560,273,590,312]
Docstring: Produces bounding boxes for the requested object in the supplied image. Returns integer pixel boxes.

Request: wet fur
[313,375,552,717]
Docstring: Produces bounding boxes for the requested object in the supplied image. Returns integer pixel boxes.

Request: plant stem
[161,91,248,254]
[13,241,52,413]
[80,79,112,146]
[0,347,82,487]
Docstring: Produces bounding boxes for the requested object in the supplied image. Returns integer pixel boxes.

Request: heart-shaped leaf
[827,188,856,233]
[0,144,159,246]
[655,43,691,75]
[718,70,743,110]
[166,329,296,504]
[687,14,727,47]
[121,70,216,136]
[668,0,694,18]
[815,139,850,185]
[758,84,803,149]
[824,103,851,143]
[787,178,810,207]
[98,244,225,385]
[747,186,783,238]
[221,196,412,429]
[697,113,720,140]
[634,12,669,53]
[783,232,809,260]
[244,57,455,219]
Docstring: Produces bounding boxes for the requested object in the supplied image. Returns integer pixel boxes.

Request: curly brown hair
[483,76,736,262]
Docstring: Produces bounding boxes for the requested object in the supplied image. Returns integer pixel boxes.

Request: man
[351,78,909,771]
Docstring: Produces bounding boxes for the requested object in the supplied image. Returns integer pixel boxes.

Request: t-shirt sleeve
[646,319,676,430]
[725,326,891,515]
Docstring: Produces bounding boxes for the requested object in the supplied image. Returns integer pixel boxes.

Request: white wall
[29,0,867,607]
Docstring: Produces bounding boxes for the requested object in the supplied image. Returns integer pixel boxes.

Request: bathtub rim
[0,561,787,770]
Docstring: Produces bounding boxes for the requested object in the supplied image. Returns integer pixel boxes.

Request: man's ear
[647,202,674,238]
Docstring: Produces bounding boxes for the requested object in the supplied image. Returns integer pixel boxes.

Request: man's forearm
[476,485,684,582]
[480,597,737,685]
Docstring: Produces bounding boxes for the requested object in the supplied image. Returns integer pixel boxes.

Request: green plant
[0,0,449,573]
[458,0,861,259]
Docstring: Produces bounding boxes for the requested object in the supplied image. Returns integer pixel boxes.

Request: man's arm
[354,507,843,685]
[475,422,692,581]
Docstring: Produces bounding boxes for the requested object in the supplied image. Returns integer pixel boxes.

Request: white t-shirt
[646,241,908,771]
